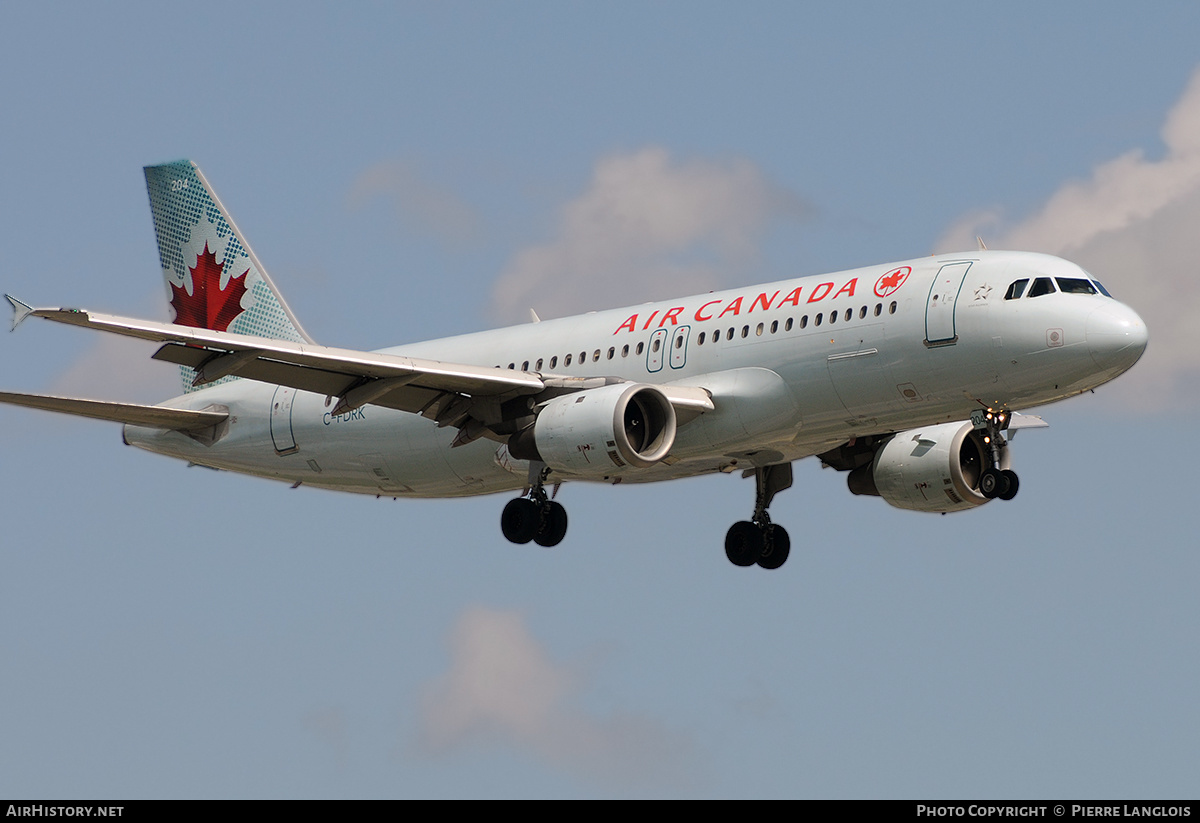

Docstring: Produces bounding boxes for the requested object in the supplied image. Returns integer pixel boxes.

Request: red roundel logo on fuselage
[874,266,911,298]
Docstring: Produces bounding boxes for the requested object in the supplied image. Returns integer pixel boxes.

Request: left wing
[6,297,713,438]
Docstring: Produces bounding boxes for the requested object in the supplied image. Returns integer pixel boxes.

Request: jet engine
[847,420,1010,513]
[508,383,677,478]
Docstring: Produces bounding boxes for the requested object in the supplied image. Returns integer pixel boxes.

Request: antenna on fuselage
[976,236,989,251]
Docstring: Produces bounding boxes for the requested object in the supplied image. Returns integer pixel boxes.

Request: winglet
[1006,412,1048,441]
[5,295,35,331]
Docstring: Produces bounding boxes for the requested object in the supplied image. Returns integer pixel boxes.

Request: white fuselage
[122,250,1146,498]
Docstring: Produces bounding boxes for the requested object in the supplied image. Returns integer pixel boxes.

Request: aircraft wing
[0,390,227,431]
[7,298,713,429]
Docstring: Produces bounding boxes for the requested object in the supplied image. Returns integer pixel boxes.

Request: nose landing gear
[972,409,1020,501]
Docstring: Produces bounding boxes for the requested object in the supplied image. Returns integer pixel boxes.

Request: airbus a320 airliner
[1,161,1147,569]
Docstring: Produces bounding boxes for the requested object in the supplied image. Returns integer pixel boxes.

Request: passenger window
[564,354,572,366]
[697,332,705,345]
[741,325,749,338]
[621,345,629,357]
[770,320,778,333]
[1005,279,1029,300]
[535,359,543,370]
[859,306,867,319]
[607,347,615,359]
[755,323,763,336]
[800,315,808,329]
[652,339,660,352]
[889,301,897,314]
[521,361,529,371]
[785,318,793,331]
[1056,277,1097,295]
[550,356,558,368]
[874,304,882,316]
[726,328,734,341]
[636,342,644,355]
[828,311,836,325]
[815,313,823,326]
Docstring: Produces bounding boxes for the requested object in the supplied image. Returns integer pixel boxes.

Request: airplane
[0,160,1148,569]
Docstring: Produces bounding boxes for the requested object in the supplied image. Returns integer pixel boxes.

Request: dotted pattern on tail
[144,160,308,392]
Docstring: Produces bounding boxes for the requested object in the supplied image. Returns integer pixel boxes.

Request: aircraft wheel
[979,467,1002,499]
[757,524,790,570]
[725,521,763,567]
[534,501,569,547]
[501,498,540,544]
[998,469,1020,501]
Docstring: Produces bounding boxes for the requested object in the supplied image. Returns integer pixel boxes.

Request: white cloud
[418,606,698,792]
[937,67,1200,410]
[491,147,809,322]
[49,332,180,403]
[347,160,481,247]
[46,294,181,403]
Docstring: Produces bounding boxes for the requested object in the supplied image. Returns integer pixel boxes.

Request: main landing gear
[725,463,793,570]
[501,461,568,547]
[973,409,1019,501]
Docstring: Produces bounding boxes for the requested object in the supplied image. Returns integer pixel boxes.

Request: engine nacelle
[509,383,677,478]
[848,420,1010,513]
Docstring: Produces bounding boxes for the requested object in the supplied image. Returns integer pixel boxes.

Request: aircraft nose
[1086,303,1148,374]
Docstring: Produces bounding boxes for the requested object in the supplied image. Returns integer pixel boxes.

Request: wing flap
[151,343,448,415]
[0,390,228,431]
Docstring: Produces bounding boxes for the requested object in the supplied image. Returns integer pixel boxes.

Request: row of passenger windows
[497,301,899,372]
[1005,276,1111,300]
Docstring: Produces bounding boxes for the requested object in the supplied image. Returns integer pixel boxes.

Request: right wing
[6,298,713,438]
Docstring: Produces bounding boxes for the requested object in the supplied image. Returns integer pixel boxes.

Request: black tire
[725,521,763,567]
[501,498,540,544]
[757,525,791,570]
[979,467,1002,499]
[998,469,1020,501]
[534,501,569,547]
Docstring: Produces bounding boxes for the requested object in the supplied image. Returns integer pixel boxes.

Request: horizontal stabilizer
[0,391,227,432]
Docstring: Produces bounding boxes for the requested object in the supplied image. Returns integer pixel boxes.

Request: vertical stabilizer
[144,160,313,390]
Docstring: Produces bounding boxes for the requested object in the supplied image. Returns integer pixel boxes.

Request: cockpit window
[1005,279,1029,300]
[1056,277,1097,295]
[1093,280,1113,297]
[1028,277,1056,297]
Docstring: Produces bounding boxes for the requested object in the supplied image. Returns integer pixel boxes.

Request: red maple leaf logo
[874,266,911,298]
[170,243,249,332]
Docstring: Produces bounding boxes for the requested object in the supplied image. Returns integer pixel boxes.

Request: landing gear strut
[972,409,1020,501]
[725,463,792,569]
[501,461,568,547]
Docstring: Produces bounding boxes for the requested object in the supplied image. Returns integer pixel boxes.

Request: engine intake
[508,383,676,477]
[848,420,1010,513]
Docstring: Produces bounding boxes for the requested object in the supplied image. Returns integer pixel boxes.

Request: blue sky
[2,2,1198,798]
